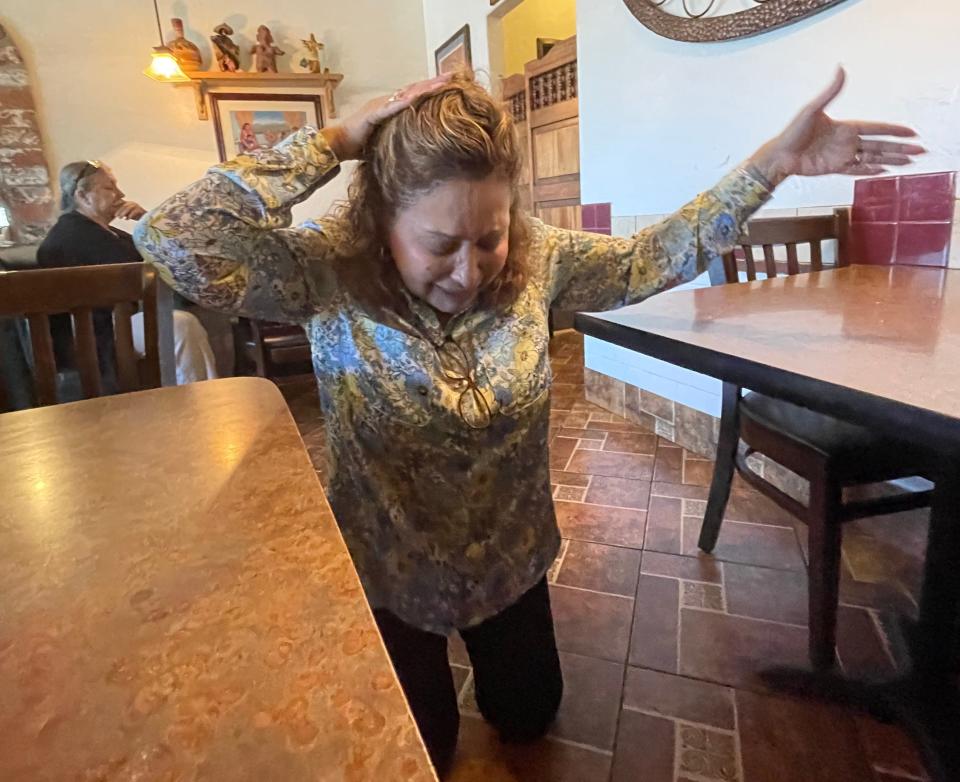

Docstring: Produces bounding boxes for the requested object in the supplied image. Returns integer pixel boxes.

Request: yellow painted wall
[501,0,576,77]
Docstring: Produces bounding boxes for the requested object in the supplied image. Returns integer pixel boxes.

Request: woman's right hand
[322,74,453,161]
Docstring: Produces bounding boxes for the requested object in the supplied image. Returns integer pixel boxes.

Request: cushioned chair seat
[739,392,929,480]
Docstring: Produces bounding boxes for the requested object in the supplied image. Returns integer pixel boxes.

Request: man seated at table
[37,160,218,390]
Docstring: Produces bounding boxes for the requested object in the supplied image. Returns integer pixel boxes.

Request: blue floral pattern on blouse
[134,128,771,634]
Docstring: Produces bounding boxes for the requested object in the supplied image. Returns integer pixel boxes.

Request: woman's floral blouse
[135,128,771,634]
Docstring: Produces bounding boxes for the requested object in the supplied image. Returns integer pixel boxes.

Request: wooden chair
[0,263,162,408]
[699,209,934,671]
[235,318,313,379]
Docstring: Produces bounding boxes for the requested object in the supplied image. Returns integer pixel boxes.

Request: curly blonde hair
[336,74,530,314]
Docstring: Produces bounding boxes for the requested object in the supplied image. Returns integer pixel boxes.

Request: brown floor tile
[449,632,470,667]
[555,540,641,597]
[856,716,928,781]
[550,436,578,460]
[551,391,586,412]
[725,490,799,527]
[450,715,612,782]
[682,455,715,487]
[566,449,654,481]
[550,437,577,469]
[839,578,916,615]
[611,709,675,782]
[681,519,806,572]
[558,427,607,441]
[551,584,633,663]
[586,419,651,434]
[623,667,735,730]
[651,481,709,501]
[550,448,574,471]
[680,609,809,689]
[836,605,896,679]
[737,689,876,782]
[552,652,624,750]
[583,476,651,510]
[550,470,591,488]
[553,366,585,384]
[586,411,615,423]
[644,495,684,554]
[561,413,590,429]
[555,501,646,549]
[602,431,657,455]
[653,443,683,483]
[842,525,926,599]
[640,550,722,584]
[723,562,808,625]
[630,575,679,673]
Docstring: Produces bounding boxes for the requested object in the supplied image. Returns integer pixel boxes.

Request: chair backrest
[0,262,160,407]
[721,208,851,284]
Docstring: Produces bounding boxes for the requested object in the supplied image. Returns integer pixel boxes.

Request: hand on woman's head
[323,73,454,161]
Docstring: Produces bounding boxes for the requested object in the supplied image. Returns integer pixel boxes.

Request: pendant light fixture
[143,0,189,82]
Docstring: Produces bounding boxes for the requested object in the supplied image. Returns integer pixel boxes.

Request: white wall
[578,0,960,214]
[421,0,494,81]
[4,0,427,223]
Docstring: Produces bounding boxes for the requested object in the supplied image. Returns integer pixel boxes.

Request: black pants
[374,577,564,778]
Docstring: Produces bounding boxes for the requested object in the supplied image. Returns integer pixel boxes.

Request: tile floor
[280,330,932,782]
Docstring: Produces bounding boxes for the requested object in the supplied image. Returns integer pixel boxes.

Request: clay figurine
[299,33,325,74]
[167,18,202,71]
[251,25,285,73]
[211,23,241,72]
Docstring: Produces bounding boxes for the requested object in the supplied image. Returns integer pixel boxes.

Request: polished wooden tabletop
[0,379,436,781]
[578,265,960,449]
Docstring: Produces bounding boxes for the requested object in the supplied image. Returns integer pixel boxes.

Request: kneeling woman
[136,71,920,776]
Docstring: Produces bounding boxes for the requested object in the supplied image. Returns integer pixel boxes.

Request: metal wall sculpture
[622,0,851,42]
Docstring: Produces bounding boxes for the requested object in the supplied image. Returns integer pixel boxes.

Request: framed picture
[209,92,324,162]
[434,25,472,76]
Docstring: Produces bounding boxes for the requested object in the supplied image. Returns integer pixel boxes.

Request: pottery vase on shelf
[167,18,202,72]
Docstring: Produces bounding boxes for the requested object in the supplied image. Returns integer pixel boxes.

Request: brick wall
[0,23,54,245]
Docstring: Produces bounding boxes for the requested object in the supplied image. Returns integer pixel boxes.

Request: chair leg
[699,383,741,553]
[806,476,843,671]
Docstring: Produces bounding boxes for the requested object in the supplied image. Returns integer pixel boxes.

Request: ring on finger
[387,90,403,103]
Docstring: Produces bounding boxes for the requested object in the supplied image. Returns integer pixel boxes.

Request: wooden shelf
[177,71,344,121]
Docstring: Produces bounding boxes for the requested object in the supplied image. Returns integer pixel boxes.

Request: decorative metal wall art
[622,0,852,43]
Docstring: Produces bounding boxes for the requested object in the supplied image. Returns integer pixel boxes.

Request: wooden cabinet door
[526,36,580,230]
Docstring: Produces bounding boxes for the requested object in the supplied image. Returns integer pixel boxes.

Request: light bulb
[143,47,190,82]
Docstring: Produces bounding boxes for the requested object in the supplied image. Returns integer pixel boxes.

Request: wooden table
[577,265,960,782]
[0,378,436,782]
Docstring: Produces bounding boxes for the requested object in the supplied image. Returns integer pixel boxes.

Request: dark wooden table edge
[574,312,960,456]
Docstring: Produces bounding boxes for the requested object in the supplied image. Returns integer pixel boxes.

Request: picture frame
[434,24,472,76]
[209,92,325,162]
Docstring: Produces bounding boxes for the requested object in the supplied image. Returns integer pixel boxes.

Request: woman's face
[77,168,125,223]
[388,176,511,315]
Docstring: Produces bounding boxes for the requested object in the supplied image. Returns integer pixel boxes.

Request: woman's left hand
[748,68,925,187]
